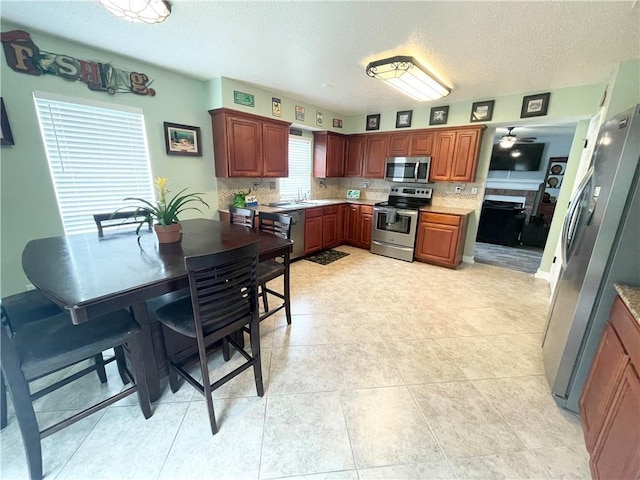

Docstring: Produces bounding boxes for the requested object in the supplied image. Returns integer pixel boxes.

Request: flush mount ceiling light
[365,55,450,102]
[99,0,171,24]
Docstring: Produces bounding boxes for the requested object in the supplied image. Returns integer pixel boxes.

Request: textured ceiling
[1,1,639,116]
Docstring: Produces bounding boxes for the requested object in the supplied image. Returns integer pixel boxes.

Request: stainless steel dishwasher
[287,209,305,260]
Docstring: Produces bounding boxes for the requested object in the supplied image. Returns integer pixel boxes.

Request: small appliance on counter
[371,185,433,262]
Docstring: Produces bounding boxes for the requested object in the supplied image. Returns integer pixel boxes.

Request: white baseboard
[535,269,550,282]
[463,255,475,264]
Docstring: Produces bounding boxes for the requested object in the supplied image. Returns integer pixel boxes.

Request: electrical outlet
[454,186,462,194]
[269,181,276,190]
[471,187,478,195]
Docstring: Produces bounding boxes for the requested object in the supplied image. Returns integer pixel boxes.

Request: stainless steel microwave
[384,157,431,183]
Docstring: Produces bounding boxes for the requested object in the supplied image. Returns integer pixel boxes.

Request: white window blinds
[34,94,154,235]
[280,135,311,201]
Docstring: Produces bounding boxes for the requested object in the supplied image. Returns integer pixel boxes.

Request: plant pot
[154,223,181,243]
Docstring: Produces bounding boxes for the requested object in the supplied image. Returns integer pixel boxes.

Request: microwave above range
[384,156,431,184]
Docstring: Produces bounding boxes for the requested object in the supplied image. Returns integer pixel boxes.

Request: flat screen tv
[489,143,545,171]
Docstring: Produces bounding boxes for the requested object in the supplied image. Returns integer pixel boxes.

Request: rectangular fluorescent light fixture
[366,56,450,101]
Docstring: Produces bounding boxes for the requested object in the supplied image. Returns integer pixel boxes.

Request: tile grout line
[406,386,462,480]
[154,401,190,480]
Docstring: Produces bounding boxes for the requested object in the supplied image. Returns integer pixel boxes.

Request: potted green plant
[114,177,209,243]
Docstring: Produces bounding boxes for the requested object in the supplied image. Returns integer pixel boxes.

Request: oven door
[372,207,418,247]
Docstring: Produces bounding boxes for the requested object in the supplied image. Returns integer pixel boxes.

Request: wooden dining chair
[153,242,263,434]
[0,290,122,430]
[257,211,292,324]
[93,210,152,237]
[0,305,152,480]
[229,206,256,228]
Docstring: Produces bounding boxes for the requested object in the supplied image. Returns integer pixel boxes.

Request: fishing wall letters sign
[0,30,156,97]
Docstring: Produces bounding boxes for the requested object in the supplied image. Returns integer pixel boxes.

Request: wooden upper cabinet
[450,129,481,182]
[224,114,263,177]
[431,131,456,181]
[387,133,411,156]
[409,131,435,156]
[363,134,389,178]
[430,127,483,182]
[209,108,290,178]
[262,121,289,177]
[313,132,345,178]
[345,135,365,176]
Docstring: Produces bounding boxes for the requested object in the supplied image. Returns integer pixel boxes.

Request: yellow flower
[154,177,168,203]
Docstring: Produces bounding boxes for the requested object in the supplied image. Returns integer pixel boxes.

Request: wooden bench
[93,211,152,237]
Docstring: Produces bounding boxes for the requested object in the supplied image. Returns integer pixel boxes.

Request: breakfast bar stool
[154,242,263,435]
[229,206,256,228]
[0,305,152,480]
[257,211,292,324]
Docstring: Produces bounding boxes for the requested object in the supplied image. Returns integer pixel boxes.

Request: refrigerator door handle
[560,167,594,268]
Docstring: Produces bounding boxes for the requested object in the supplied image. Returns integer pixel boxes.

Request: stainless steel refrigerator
[542,104,640,413]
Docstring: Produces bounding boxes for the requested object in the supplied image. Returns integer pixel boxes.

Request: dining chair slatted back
[257,212,293,324]
[93,210,152,237]
[228,207,256,229]
[258,211,292,240]
[153,242,263,435]
[0,304,152,480]
[0,290,126,431]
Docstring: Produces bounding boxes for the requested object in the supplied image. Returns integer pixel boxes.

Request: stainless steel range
[371,185,433,262]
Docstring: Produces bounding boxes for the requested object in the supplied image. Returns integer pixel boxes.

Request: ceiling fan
[498,127,537,148]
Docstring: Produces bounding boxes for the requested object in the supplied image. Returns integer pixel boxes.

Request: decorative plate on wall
[548,177,559,187]
[550,164,563,174]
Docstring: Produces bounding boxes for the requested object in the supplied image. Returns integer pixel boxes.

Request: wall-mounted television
[489,143,545,171]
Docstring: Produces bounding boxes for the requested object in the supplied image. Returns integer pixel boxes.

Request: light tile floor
[0,246,591,480]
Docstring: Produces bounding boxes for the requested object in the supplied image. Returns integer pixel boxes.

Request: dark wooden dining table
[21,218,293,401]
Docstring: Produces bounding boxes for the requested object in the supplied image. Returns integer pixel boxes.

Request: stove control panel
[389,186,433,199]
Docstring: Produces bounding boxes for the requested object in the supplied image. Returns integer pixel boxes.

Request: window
[34,93,154,235]
[280,135,311,200]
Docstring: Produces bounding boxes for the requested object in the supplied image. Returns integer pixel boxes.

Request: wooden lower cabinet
[579,295,640,480]
[338,204,348,243]
[322,206,339,249]
[414,212,468,268]
[304,207,323,255]
[358,206,373,249]
[346,204,360,245]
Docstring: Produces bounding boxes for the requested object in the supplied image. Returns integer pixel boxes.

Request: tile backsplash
[216,177,484,210]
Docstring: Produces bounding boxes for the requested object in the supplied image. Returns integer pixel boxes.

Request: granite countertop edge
[220,199,473,215]
[614,284,640,324]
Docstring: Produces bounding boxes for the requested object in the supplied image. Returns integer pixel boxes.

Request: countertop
[220,198,474,216]
[614,284,640,324]
[419,205,475,216]
[219,198,375,214]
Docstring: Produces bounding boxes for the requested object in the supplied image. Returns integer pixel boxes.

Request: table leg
[131,303,162,402]
[284,252,292,324]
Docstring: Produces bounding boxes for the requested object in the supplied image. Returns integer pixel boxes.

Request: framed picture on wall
[163,122,202,156]
[366,113,380,131]
[521,92,551,118]
[429,105,449,126]
[470,100,495,122]
[395,110,412,128]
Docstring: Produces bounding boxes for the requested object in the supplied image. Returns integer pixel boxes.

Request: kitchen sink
[265,201,304,209]
[300,199,335,205]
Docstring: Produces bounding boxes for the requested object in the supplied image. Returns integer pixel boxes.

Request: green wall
[0,23,215,295]
[603,58,640,120]
[207,77,346,133]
